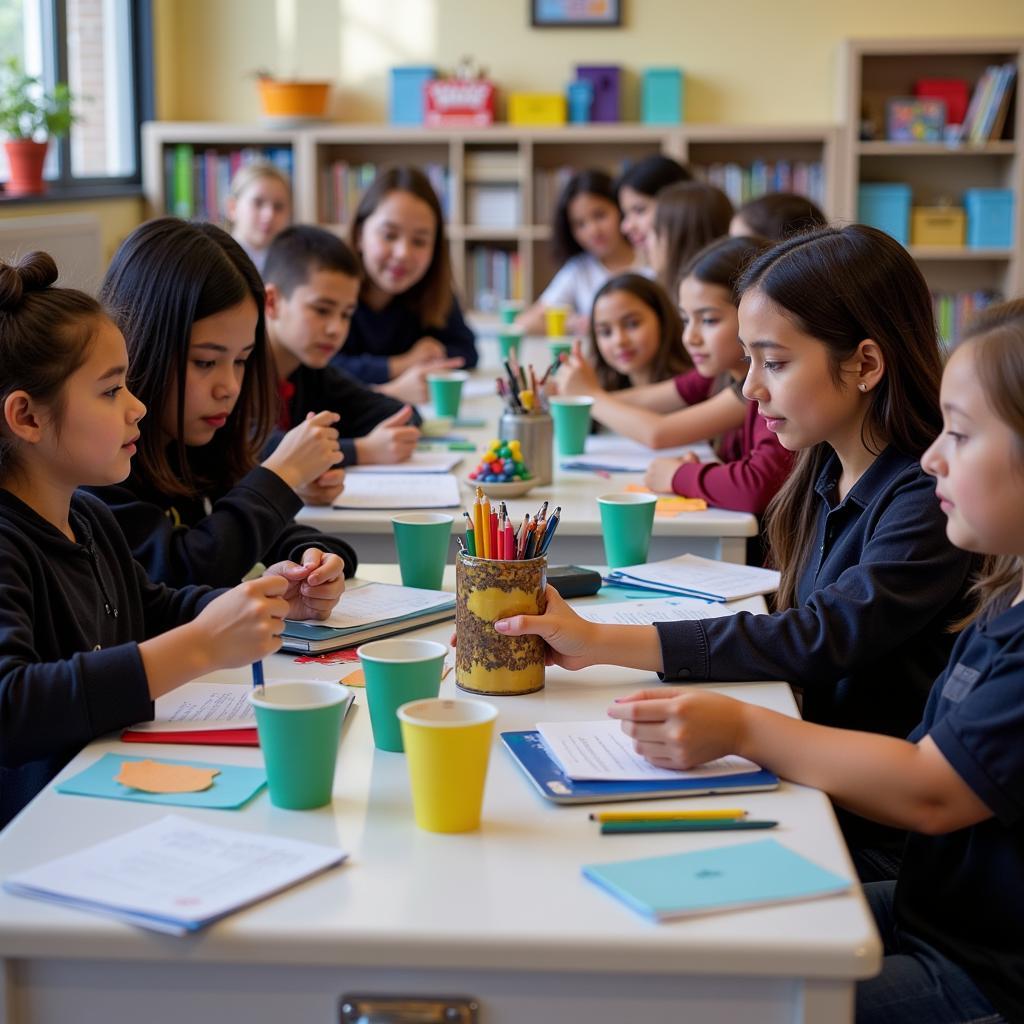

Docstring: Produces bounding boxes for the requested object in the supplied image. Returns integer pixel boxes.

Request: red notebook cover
[121,728,259,747]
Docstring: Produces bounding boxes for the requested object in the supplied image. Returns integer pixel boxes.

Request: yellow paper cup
[544,304,569,338]
[397,698,498,833]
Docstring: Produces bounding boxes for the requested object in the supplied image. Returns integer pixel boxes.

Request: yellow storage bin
[508,93,566,126]
[911,206,965,247]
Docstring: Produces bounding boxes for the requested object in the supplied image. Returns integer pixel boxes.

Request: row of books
[467,245,523,312]
[933,289,1002,349]
[318,161,450,224]
[959,64,1017,143]
[162,145,294,221]
[692,160,826,208]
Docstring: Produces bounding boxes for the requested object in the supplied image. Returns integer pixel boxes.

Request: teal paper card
[56,753,267,810]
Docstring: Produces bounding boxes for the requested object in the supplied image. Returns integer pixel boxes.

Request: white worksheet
[331,472,461,509]
[346,452,463,474]
[575,597,738,626]
[127,682,255,733]
[608,554,781,601]
[536,719,761,782]
[314,581,453,630]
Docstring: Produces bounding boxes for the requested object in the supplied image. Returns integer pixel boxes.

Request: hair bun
[0,252,59,312]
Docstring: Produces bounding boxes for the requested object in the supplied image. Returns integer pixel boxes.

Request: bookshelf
[839,39,1024,344]
[143,122,841,313]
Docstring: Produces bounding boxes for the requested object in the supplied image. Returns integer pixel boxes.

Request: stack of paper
[332,472,461,509]
[604,554,780,602]
[281,580,455,653]
[582,839,851,922]
[561,438,716,473]
[536,719,762,782]
[575,597,738,626]
[4,815,347,935]
[346,452,462,474]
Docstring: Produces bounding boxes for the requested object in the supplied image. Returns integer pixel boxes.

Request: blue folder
[501,730,779,805]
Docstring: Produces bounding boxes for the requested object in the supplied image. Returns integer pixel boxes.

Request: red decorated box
[425,79,496,127]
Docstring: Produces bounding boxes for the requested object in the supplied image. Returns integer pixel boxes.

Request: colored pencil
[589,809,748,823]
[600,820,778,835]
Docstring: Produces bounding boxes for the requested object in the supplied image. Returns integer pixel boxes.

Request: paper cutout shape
[343,668,366,688]
[115,760,220,794]
[625,484,708,515]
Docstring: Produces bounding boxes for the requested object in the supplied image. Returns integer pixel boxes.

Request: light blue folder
[56,753,267,810]
[582,839,851,921]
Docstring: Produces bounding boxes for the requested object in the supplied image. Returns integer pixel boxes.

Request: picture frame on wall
[531,0,622,28]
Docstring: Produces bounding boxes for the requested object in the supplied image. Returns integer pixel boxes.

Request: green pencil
[600,819,778,835]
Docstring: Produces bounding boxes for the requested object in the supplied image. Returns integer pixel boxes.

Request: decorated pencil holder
[455,551,547,696]
[499,411,553,486]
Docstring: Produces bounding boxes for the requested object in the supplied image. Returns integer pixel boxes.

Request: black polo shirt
[896,600,1024,1022]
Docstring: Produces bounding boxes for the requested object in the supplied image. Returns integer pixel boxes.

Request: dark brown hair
[615,154,692,200]
[550,169,622,265]
[589,273,689,392]
[100,218,275,499]
[734,192,828,241]
[950,299,1024,625]
[0,252,106,481]
[653,182,734,295]
[743,225,943,609]
[350,166,452,328]
[264,224,362,297]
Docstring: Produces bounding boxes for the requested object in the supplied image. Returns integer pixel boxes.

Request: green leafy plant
[0,57,77,141]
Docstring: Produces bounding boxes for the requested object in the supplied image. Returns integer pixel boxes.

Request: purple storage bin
[575,65,620,122]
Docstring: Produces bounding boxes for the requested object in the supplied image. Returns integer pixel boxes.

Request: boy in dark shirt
[263,226,424,504]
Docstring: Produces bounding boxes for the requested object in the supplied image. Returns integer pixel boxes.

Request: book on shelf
[468,245,523,311]
[464,149,521,181]
[960,63,1017,142]
[319,160,450,223]
[692,159,824,208]
[933,289,1002,349]
[163,144,293,220]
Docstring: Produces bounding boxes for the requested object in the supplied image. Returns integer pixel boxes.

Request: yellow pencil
[473,487,485,559]
[480,493,491,559]
[588,808,747,823]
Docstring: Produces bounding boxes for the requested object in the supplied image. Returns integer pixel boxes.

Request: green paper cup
[391,512,453,591]
[548,338,573,361]
[549,395,594,457]
[597,492,659,568]
[426,371,469,419]
[499,301,522,325]
[357,639,448,752]
[497,328,523,361]
[249,681,351,810]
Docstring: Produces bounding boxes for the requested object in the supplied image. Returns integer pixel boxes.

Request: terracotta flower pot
[3,138,49,197]
[256,79,330,119]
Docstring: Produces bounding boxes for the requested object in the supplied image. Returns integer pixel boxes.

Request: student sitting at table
[554,236,792,518]
[605,300,1024,1024]
[615,154,692,266]
[90,218,358,589]
[332,166,476,403]
[492,226,977,883]
[262,225,421,492]
[0,252,344,828]
[514,170,640,337]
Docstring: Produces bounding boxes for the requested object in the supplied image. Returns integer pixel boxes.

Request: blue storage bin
[858,183,912,245]
[964,188,1014,249]
[642,68,684,124]
[389,66,435,126]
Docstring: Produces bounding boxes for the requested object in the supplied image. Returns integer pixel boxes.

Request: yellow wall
[155,0,1024,124]
[0,197,144,264]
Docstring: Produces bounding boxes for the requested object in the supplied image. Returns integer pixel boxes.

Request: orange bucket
[256,79,330,118]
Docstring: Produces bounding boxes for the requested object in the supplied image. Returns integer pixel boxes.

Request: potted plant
[252,69,331,123]
[0,57,77,197]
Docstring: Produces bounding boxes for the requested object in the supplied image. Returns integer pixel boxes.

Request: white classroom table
[297,334,759,565]
[0,566,879,1024]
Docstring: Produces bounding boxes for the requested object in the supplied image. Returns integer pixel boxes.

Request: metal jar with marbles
[455,552,547,695]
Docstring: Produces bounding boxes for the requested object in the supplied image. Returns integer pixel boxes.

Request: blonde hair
[226,160,291,224]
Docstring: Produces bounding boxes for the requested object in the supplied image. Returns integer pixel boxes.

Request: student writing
[0,253,344,827]
[90,218,358,589]
[608,300,1024,1024]
[515,170,639,337]
[333,166,476,401]
[263,225,421,487]
[494,226,976,880]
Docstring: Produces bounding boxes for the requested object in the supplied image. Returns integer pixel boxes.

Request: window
[0,0,153,193]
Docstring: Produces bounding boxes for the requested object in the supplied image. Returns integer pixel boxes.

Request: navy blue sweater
[332,295,478,384]
[0,490,218,827]
[88,445,358,590]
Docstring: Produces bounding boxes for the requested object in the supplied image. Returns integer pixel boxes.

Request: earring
[858,383,867,392]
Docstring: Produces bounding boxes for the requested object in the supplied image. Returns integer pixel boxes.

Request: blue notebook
[583,839,851,921]
[56,753,267,810]
[501,730,779,805]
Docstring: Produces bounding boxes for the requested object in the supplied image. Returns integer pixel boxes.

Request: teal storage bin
[642,68,683,124]
[390,66,435,125]
[858,183,912,246]
[964,189,1014,249]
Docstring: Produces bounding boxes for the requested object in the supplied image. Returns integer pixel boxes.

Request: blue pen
[252,660,264,689]
[539,510,561,555]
